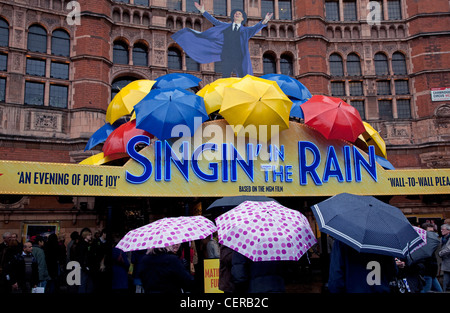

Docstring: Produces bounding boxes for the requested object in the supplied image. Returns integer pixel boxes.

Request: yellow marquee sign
[0,121,448,197]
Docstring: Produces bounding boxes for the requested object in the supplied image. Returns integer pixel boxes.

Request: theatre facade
[0,0,449,241]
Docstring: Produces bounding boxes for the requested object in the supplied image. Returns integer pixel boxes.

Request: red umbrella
[302,95,365,142]
[102,120,153,156]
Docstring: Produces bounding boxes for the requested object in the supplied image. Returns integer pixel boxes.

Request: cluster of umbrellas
[116,193,426,263]
[80,73,393,169]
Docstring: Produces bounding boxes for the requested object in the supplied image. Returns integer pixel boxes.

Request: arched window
[346,53,361,76]
[111,76,138,100]
[374,53,389,75]
[0,18,9,47]
[51,29,70,57]
[263,53,276,75]
[113,41,129,64]
[168,47,182,70]
[329,53,343,76]
[280,54,293,76]
[27,25,47,53]
[133,44,148,66]
[392,52,407,75]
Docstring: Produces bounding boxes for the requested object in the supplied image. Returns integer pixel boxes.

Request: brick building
[0,0,449,243]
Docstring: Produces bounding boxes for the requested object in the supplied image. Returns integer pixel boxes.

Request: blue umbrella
[375,155,395,170]
[153,73,201,90]
[134,87,208,140]
[311,193,423,259]
[261,74,312,100]
[84,122,116,151]
[289,98,306,118]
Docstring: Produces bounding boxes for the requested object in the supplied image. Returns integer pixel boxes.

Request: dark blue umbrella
[289,98,306,118]
[134,87,208,140]
[153,73,201,90]
[206,195,278,213]
[311,193,423,258]
[84,122,116,151]
[261,74,312,101]
[375,155,395,170]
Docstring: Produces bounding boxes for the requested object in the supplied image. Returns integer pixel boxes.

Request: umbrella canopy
[410,226,427,254]
[215,201,317,262]
[102,120,153,156]
[116,215,217,252]
[219,75,292,140]
[311,193,423,258]
[197,77,241,114]
[206,195,277,212]
[375,155,395,170]
[289,98,306,119]
[260,74,312,100]
[408,231,440,264]
[135,87,208,140]
[84,123,116,151]
[153,73,201,90]
[79,151,128,165]
[302,95,365,142]
[361,122,387,158]
[106,80,156,124]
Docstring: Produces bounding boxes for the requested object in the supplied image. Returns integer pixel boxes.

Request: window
[134,0,149,5]
[133,44,148,66]
[167,0,182,10]
[377,80,391,95]
[263,54,276,75]
[325,1,340,21]
[50,62,69,80]
[388,0,401,20]
[113,42,129,64]
[347,53,361,76]
[392,52,407,75]
[374,53,389,75]
[0,53,7,71]
[0,77,5,102]
[186,0,197,12]
[112,76,137,99]
[213,0,227,15]
[51,29,70,57]
[186,55,199,71]
[397,99,411,118]
[278,0,292,20]
[261,0,275,19]
[26,58,46,77]
[168,47,182,70]
[331,81,345,96]
[0,18,8,47]
[351,100,365,120]
[231,0,244,12]
[215,62,222,74]
[395,80,409,95]
[343,0,357,21]
[329,53,344,76]
[49,85,68,108]
[280,55,293,76]
[378,100,393,119]
[349,81,363,96]
[368,1,384,21]
[27,25,47,53]
[24,81,45,105]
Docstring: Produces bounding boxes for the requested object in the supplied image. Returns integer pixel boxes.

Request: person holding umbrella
[439,223,450,291]
[137,244,194,293]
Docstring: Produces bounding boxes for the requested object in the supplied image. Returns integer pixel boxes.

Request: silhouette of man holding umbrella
[171,1,273,78]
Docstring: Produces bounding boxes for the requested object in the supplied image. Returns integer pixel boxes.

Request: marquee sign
[0,121,448,197]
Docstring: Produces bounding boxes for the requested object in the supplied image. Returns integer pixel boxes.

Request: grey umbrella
[407,231,440,265]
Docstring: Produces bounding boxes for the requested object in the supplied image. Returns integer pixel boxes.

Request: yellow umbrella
[197,77,241,114]
[219,75,292,140]
[360,121,387,158]
[106,80,156,124]
[79,152,128,165]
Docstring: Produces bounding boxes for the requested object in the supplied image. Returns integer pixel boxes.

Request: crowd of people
[0,220,449,294]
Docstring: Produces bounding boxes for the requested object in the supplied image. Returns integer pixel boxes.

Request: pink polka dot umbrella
[116,216,217,252]
[215,201,317,262]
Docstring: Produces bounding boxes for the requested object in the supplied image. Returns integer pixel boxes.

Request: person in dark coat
[218,245,235,293]
[7,242,39,293]
[138,244,194,293]
[231,251,285,293]
[111,234,130,293]
[328,239,397,293]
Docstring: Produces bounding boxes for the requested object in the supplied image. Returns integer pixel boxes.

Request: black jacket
[7,253,39,290]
